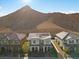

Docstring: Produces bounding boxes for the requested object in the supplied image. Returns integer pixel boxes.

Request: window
[11,40,15,45]
[41,40,43,43]
[3,40,8,45]
[69,40,74,44]
[64,40,67,43]
[15,40,20,45]
[33,40,36,44]
[32,47,34,51]
[46,41,50,44]
[0,40,3,45]
[76,39,79,43]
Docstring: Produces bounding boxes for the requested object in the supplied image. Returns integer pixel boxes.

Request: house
[0,33,26,56]
[55,31,79,52]
[27,33,52,52]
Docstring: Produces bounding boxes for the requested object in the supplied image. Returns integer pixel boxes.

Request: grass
[48,47,58,57]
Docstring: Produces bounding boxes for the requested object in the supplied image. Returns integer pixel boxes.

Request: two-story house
[27,33,52,52]
[55,31,79,52]
[0,33,26,56]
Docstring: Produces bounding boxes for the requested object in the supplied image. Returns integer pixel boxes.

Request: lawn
[48,47,58,57]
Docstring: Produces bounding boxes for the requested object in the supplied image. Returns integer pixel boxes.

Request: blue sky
[0,0,79,16]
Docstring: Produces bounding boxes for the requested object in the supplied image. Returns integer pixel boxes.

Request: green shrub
[63,48,69,54]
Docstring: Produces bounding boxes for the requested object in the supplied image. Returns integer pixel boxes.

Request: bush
[56,40,60,45]
[60,46,63,50]
[77,47,79,54]
[63,48,69,54]
[49,48,58,57]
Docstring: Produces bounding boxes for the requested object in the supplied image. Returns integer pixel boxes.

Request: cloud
[20,0,32,4]
[22,0,31,3]
[50,11,79,14]
[61,11,79,14]
[0,12,7,17]
[0,13,4,17]
[21,0,31,3]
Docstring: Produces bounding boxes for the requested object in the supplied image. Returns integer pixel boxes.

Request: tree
[22,41,30,54]
[20,35,30,54]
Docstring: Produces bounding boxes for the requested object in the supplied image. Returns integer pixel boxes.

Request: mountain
[37,20,65,33]
[48,13,79,32]
[0,6,79,33]
[0,6,48,32]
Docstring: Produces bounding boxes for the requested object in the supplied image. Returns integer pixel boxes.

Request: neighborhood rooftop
[27,33,51,40]
[0,33,26,41]
[56,31,69,40]
[56,31,79,40]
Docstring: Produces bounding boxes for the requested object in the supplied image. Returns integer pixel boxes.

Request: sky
[0,0,79,16]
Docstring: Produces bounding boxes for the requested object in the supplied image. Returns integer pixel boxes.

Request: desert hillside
[0,6,48,32]
[36,20,65,33]
[48,13,79,32]
[0,6,79,33]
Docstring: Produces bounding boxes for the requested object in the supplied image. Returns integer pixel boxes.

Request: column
[47,47,48,52]
[43,46,45,52]
[38,46,39,52]
[30,46,32,52]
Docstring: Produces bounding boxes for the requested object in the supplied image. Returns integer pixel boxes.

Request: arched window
[35,47,38,51]
[32,47,34,51]
[45,47,47,52]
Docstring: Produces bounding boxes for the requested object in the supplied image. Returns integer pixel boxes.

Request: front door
[39,40,43,52]
[40,47,43,52]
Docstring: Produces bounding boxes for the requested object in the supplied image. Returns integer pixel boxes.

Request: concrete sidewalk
[24,57,28,59]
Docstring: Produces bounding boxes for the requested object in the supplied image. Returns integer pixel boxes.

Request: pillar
[43,46,45,52]
[37,46,39,52]
[47,46,49,51]
[30,46,32,52]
